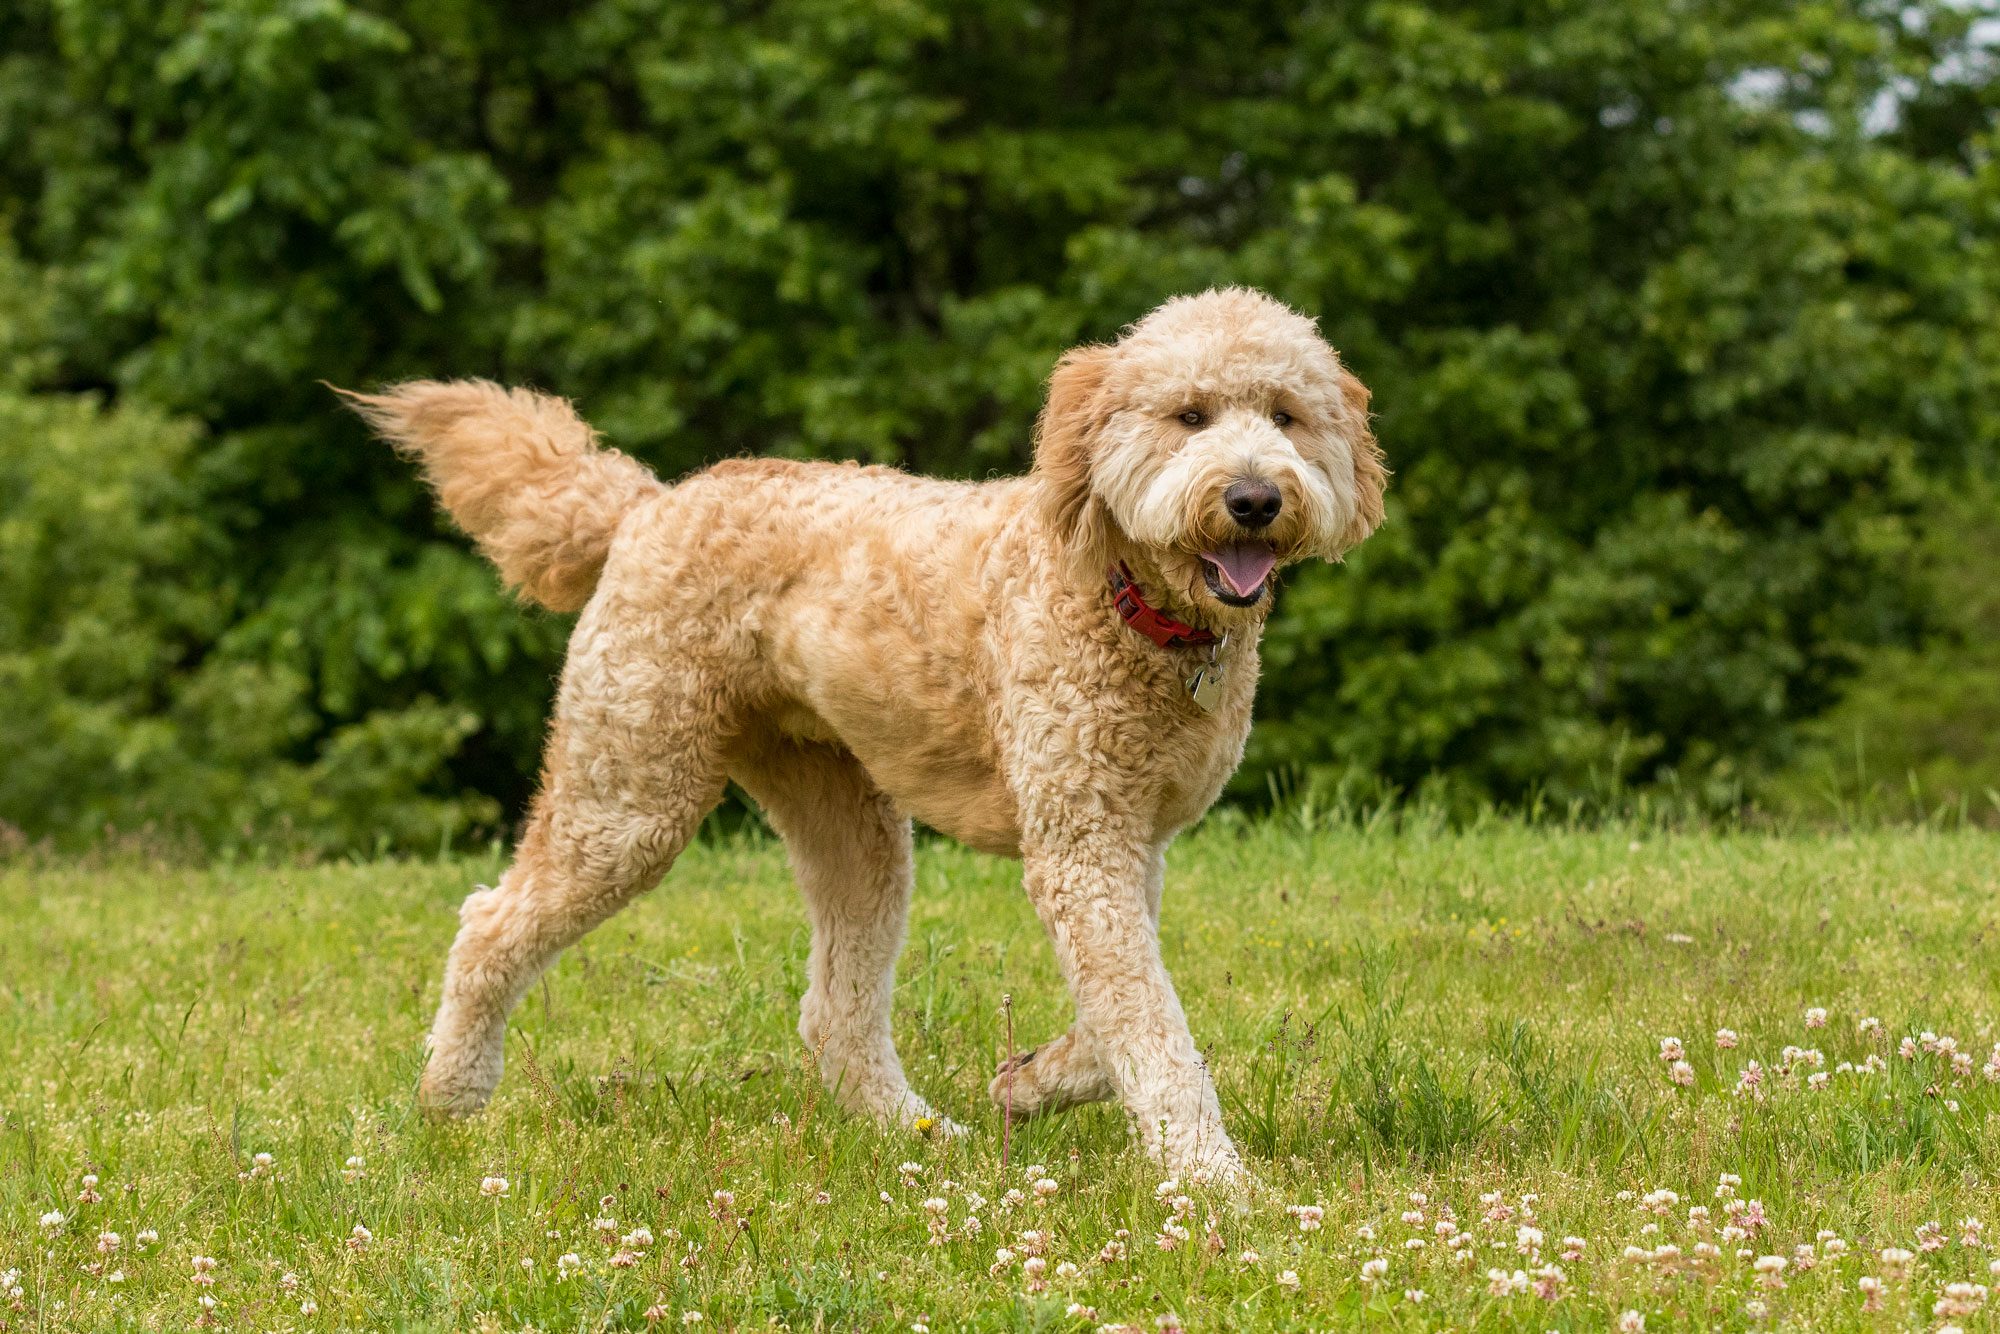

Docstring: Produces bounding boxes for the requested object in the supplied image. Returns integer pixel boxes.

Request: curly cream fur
[354,287,1386,1181]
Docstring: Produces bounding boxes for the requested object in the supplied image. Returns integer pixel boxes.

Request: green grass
[6,818,2000,1330]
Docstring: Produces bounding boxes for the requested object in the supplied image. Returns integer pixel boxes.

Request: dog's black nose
[1224,478,1282,529]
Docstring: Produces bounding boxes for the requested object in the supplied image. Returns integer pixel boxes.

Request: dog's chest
[1148,693,1255,838]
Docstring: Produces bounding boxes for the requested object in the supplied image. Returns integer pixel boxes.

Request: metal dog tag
[1186,632,1229,712]
[1187,663,1224,712]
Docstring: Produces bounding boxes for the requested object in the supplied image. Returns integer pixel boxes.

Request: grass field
[5,818,2000,1331]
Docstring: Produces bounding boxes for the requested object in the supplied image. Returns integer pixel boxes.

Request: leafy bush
[1,0,1996,849]
[0,377,495,852]
[1760,471,2000,823]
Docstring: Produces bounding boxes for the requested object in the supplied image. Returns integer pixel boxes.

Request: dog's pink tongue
[1202,544,1278,597]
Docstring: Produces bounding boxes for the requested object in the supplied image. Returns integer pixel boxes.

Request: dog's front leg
[991,846,1162,1118]
[1021,828,1243,1184]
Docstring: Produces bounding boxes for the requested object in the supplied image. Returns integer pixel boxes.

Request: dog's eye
[1272,410,1293,427]
[1178,410,1205,427]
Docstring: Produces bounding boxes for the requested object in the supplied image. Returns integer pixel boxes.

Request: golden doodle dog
[348,287,1385,1183]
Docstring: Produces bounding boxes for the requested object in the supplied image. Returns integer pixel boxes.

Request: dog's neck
[1107,562,1217,649]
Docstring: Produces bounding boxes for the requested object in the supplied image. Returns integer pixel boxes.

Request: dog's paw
[416,1074,494,1119]
[987,1045,1053,1121]
[1186,1160,1257,1212]
[1139,1112,1251,1197]
[417,1035,504,1118]
[988,1039,1117,1121]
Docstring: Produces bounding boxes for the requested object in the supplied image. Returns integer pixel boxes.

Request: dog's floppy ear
[1330,365,1387,555]
[1033,344,1115,567]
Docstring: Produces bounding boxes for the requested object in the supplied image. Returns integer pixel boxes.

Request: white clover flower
[1933,1281,1988,1318]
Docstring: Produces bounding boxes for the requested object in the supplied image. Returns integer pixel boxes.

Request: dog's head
[1033,288,1386,625]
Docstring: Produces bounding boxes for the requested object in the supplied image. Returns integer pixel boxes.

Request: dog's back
[347,382,1025,622]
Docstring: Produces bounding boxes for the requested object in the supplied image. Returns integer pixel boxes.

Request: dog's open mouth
[1199,543,1278,607]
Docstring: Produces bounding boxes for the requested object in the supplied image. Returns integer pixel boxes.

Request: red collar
[1108,563,1218,649]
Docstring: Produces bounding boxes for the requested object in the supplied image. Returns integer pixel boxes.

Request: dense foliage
[2,0,1997,850]
[1764,469,2000,821]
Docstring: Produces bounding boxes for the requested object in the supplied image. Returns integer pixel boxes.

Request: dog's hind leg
[418,643,733,1116]
[733,736,963,1136]
[989,847,1164,1119]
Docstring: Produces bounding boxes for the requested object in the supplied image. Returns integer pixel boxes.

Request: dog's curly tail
[339,380,664,612]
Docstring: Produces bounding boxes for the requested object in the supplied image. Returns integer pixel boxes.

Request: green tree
[1,0,1995,848]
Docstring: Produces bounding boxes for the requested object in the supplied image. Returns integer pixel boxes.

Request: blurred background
[3,0,1999,857]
